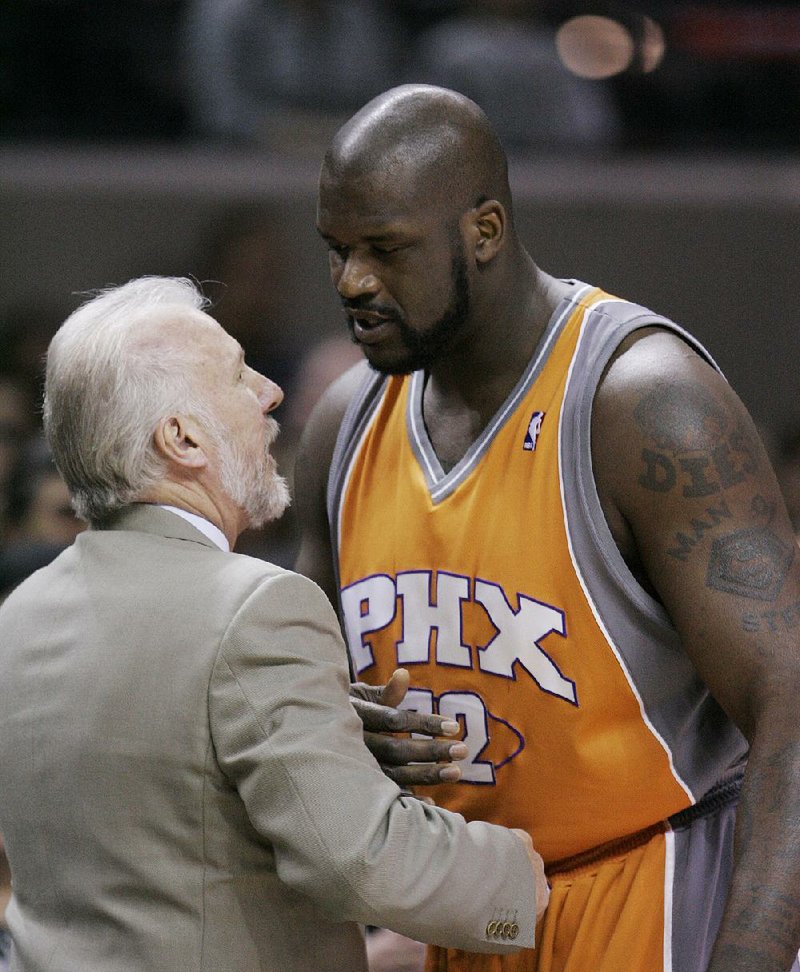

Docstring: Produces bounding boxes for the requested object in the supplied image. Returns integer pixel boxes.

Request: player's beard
[354,246,471,376]
[214,415,291,529]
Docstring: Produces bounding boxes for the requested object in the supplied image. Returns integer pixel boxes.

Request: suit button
[502,922,513,938]
[509,923,519,940]
[486,921,497,937]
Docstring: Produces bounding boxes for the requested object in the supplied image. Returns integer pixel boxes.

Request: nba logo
[523,411,545,451]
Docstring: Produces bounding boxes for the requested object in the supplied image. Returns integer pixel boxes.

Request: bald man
[295,85,800,972]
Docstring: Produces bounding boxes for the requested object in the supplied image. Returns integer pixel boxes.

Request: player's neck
[420,272,565,472]
[426,267,564,415]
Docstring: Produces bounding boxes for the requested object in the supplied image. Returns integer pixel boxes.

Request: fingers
[352,697,460,737]
[383,760,462,787]
[350,670,463,738]
[364,732,467,767]
[379,668,411,708]
[349,668,410,707]
[349,670,470,788]
[365,732,467,786]
[348,682,384,705]
[365,732,466,767]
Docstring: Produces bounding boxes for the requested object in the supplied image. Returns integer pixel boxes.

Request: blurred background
[2,0,800,586]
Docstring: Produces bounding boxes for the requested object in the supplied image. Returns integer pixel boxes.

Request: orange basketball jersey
[329,283,747,863]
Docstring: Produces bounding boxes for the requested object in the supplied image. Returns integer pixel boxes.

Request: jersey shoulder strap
[327,368,390,546]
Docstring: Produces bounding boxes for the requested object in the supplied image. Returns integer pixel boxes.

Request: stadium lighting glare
[556,15,635,79]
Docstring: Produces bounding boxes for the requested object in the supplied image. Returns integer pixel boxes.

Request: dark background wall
[1,146,797,436]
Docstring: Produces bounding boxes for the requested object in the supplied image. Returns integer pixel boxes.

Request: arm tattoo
[634,385,759,500]
[633,383,729,453]
[633,384,772,567]
[706,527,794,601]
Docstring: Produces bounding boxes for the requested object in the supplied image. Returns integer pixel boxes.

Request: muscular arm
[593,329,800,972]
[293,362,468,785]
[293,361,367,604]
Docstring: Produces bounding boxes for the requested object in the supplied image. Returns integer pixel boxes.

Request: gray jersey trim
[327,368,388,605]
[406,283,596,504]
[327,281,594,532]
[560,299,748,799]
[668,778,739,972]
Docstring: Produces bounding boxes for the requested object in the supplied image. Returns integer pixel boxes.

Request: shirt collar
[157,505,230,552]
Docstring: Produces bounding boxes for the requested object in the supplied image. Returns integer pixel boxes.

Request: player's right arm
[293,362,468,786]
[293,360,367,605]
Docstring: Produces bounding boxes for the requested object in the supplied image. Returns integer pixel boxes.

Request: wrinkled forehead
[133,308,239,365]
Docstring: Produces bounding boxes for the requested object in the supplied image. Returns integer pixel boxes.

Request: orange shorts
[425,779,740,972]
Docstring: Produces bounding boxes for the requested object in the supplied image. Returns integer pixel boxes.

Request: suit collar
[91,504,219,549]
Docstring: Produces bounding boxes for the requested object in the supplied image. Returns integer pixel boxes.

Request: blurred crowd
[3,0,800,153]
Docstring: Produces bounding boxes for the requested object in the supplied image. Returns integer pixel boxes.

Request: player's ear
[153,414,208,470]
[466,200,505,265]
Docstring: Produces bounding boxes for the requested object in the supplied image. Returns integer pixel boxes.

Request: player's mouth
[347,309,394,344]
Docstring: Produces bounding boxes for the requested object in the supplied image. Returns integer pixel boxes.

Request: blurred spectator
[404,0,621,152]
[0,435,83,600]
[282,335,362,441]
[0,303,64,419]
[607,1,800,150]
[0,378,37,541]
[2,0,800,150]
[198,208,304,397]
[181,0,404,147]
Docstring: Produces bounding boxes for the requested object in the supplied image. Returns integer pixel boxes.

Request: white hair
[43,276,218,523]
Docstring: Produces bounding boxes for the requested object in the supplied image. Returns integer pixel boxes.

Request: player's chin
[363,347,419,376]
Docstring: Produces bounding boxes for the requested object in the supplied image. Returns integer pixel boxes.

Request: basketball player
[295,85,800,972]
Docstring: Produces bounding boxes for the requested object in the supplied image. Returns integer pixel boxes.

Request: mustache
[264,415,280,449]
[341,299,401,320]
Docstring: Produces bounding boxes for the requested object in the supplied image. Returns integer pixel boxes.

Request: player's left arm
[593,328,800,972]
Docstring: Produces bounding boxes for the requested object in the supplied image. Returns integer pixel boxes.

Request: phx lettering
[340,569,577,705]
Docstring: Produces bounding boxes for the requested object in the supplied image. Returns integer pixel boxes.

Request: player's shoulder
[592,323,752,507]
[296,359,372,476]
[598,324,722,409]
[312,359,373,431]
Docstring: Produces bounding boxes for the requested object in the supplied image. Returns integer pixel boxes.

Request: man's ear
[153,414,208,470]
[465,199,506,265]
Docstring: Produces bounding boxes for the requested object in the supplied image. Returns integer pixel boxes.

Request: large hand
[350,669,467,786]
[365,929,425,972]
[511,829,550,922]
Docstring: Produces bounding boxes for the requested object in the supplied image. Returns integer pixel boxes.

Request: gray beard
[217,420,291,529]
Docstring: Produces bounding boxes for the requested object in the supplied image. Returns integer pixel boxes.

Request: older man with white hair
[0,276,547,972]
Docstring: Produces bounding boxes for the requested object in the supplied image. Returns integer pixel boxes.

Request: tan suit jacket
[0,505,536,971]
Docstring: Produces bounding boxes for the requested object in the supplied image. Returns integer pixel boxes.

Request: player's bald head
[321,85,512,216]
